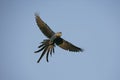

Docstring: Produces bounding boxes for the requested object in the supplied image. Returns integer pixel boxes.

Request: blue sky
[0,0,120,80]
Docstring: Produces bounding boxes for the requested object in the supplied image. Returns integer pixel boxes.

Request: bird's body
[50,32,62,42]
[34,14,83,63]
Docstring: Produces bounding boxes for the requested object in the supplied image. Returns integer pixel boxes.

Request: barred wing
[35,14,55,38]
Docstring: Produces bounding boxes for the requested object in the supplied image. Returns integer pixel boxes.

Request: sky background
[0,0,120,80]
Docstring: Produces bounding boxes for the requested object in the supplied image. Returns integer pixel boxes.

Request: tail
[35,39,55,63]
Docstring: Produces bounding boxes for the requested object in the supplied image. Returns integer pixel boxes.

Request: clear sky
[0,0,120,80]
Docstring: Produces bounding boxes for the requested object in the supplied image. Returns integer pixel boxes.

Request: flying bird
[34,14,83,63]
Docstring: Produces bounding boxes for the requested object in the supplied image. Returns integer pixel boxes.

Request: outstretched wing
[35,14,55,38]
[54,38,83,52]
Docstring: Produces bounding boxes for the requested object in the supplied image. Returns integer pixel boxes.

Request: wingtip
[79,48,84,52]
[74,48,84,52]
[35,13,41,19]
[80,49,84,52]
[35,13,39,17]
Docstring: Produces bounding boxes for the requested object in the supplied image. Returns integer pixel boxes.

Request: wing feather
[35,14,55,38]
[54,38,83,52]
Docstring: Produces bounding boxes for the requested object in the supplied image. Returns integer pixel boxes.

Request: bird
[34,14,83,63]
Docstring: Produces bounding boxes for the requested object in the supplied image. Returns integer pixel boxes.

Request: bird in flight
[34,14,83,63]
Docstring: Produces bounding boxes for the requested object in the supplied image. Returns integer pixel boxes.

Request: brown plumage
[34,14,83,63]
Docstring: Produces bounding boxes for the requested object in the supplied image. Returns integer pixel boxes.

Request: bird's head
[55,32,62,37]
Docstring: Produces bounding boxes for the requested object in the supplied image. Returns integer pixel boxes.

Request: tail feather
[37,47,48,63]
[35,39,55,63]
[34,46,46,53]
